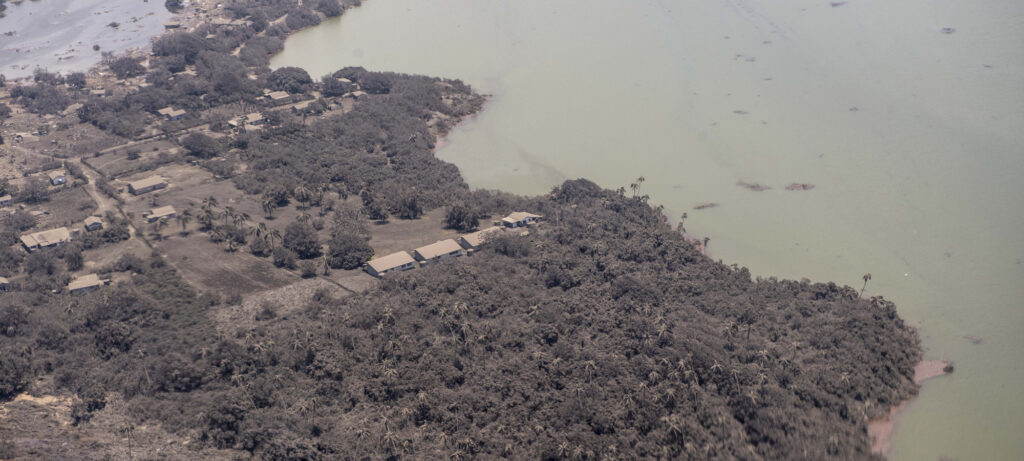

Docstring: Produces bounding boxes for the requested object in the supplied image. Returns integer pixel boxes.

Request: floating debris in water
[785,183,815,191]
[963,335,983,345]
[849,106,859,112]
[830,1,847,7]
[941,27,956,34]
[733,109,749,115]
[694,203,719,210]
[737,181,771,191]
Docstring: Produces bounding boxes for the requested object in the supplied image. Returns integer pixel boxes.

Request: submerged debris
[785,183,815,191]
[694,203,719,210]
[737,181,771,191]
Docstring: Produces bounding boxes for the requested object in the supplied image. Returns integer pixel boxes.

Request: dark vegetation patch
[0,182,920,459]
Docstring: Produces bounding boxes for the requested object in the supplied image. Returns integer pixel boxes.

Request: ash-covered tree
[153,31,205,65]
[314,0,343,17]
[66,72,87,89]
[108,57,146,79]
[361,192,389,223]
[326,232,373,269]
[393,191,424,220]
[445,203,479,231]
[182,133,223,158]
[267,66,312,94]
[283,221,321,259]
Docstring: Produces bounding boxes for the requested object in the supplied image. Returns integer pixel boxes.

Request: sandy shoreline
[868,359,952,456]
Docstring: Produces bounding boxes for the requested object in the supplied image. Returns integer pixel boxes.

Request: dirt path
[73,157,149,247]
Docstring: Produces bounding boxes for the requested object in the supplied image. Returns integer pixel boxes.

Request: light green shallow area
[272,0,1024,458]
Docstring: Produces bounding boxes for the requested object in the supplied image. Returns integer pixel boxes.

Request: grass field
[157,233,299,298]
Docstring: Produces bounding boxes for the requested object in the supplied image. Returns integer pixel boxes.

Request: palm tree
[261,195,276,219]
[120,422,135,461]
[222,206,236,226]
[233,211,250,228]
[176,209,192,235]
[266,228,281,248]
[861,273,872,296]
[251,222,268,242]
[679,212,688,233]
[202,196,218,212]
[151,218,166,240]
[297,212,312,224]
[294,185,312,209]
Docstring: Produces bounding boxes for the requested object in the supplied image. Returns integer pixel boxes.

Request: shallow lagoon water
[272,0,1024,458]
[0,0,171,79]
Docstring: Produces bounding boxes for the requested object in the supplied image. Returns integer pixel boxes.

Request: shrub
[108,57,146,79]
[272,246,297,269]
[283,222,321,259]
[327,233,373,270]
[298,260,318,278]
[445,204,479,231]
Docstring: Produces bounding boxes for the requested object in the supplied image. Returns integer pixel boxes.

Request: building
[501,212,542,228]
[229,113,265,130]
[458,226,504,251]
[47,170,67,186]
[290,99,321,114]
[0,276,10,291]
[265,90,290,101]
[84,216,103,232]
[127,176,167,195]
[89,89,106,97]
[20,227,72,251]
[413,239,463,265]
[14,133,38,143]
[346,91,368,100]
[364,251,417,277]
[0,195,12,207]
[157,106,187,120]
[68,274,106,294]
[145,206,176,223]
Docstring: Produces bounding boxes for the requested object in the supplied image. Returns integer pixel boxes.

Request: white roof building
[413,239,463,263]
[365,251,417,277]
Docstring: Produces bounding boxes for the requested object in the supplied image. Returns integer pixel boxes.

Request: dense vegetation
[0,181,920,459]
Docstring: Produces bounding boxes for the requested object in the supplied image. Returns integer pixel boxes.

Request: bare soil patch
[157,234,298,297]
[368,208,459,257]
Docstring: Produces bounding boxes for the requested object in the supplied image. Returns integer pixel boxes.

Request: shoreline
[868,359,952,456]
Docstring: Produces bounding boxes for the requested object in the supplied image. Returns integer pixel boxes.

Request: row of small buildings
[364,212,540,277]
[0,273,106,294]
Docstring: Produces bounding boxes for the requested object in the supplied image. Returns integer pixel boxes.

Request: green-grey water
[272,0,1024,458]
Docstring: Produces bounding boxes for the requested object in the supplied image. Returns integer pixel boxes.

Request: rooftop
[20,227,72,248]
[503,211,542,223]
[148,206,176,219]
[68,274,103,292]
[84,216,103,226]
[47,170,66,179]
[367,251,417,273]
[415,239,463,260]
[266,90,290,100]
[128,176,166,190]
[460,226,504,248]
